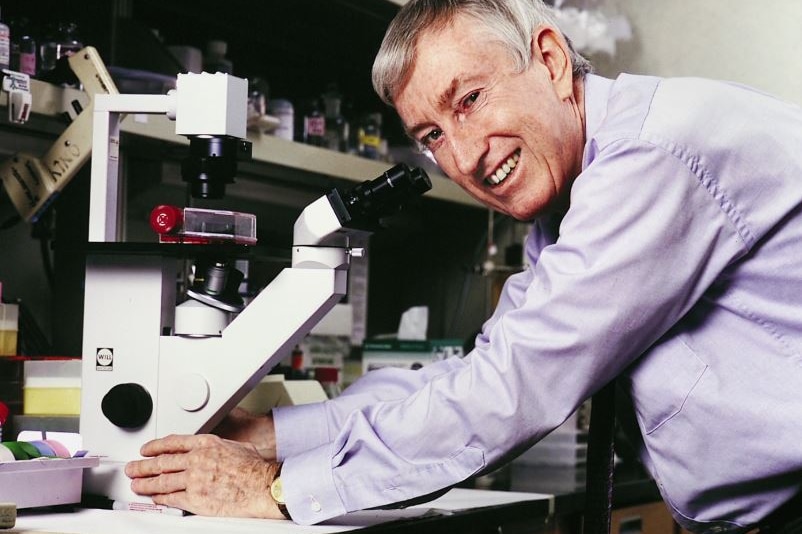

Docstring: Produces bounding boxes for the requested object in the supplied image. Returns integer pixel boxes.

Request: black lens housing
[181,136,253,199]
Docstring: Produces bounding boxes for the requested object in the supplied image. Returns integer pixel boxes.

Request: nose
[447,125,488,176]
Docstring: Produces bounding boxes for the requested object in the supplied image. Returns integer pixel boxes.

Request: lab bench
[13,488,555,534]
[9,463,677,534]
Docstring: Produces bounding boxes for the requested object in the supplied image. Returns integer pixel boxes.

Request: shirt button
[309,496,322,512]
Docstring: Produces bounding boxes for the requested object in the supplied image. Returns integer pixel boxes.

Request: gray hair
[372,0,592,106]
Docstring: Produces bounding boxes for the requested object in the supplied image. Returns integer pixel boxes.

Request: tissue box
[361,339,464,374]
[0,456,98,508]
[23,360,81,416]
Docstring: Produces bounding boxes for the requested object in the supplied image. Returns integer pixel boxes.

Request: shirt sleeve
[273,356,470,460]
[278,138,748,525]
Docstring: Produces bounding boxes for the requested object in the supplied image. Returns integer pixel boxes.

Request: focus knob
[101,383,153,429]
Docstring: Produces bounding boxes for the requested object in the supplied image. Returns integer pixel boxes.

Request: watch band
[270,462,291,520]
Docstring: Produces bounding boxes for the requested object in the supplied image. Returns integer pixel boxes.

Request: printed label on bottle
[305,115,326,137]
[0,28,10,68]
[19,53,36,76]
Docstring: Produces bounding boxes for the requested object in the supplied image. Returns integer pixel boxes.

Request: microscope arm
[153,164,432,437]
[0,47,117,223]
[155,194,352,436]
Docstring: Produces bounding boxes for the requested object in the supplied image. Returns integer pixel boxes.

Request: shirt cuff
[282,444,346,525]
[273,402,329,460]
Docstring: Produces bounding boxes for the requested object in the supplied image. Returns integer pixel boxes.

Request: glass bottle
[10,17,36,76]
[322,84,349,152]
[39,21,83,76]
[358,113,383,160]
[302,98,326,147]
[268,98,294,141]
[0,7,10,71]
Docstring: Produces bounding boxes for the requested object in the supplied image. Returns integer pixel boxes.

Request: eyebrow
[405,77,464,139]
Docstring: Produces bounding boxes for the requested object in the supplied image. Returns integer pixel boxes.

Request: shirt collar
[583,74,615,142]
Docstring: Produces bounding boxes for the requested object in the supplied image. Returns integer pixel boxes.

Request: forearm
[273,356,467,460]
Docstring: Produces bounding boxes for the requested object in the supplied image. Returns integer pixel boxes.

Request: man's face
[394,15,585,220]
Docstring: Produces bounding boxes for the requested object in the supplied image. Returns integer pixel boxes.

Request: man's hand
[212,407,277,460]
[125,434,286,519]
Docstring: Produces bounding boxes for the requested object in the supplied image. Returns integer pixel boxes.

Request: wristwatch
[269,462,291,520]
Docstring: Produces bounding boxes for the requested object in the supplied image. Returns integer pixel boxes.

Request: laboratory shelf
[4,79,478,208]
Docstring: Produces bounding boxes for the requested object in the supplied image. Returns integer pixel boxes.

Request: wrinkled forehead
[392,13,500,104]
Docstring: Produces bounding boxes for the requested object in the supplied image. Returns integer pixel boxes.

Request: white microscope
[78,72,431,504]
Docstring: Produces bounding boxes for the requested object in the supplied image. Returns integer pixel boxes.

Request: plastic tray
[0,456,99,508]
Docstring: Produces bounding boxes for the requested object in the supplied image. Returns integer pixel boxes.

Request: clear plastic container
[150,205,257,245]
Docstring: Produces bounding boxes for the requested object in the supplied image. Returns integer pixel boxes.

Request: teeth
[485,152,520,186]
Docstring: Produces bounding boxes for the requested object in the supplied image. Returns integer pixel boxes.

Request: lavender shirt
[274,74,802,532]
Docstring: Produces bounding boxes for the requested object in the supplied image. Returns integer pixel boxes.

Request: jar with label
[302,98,326,147]
[268,98,294,141]
[0,7,10,71]
[10,17,36,76]
[358,113,383,160]
[0,291,18,357]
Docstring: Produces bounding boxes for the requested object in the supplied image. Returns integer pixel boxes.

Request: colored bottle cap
[149,204,183,235]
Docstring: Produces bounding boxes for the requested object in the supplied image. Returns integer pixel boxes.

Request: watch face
[270,477,285,504]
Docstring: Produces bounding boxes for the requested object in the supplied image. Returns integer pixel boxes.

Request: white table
[14,488,553,534]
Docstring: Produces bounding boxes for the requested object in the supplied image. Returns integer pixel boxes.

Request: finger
[140,434,221,457]
[130,471,188,496]
[126,453,187,478]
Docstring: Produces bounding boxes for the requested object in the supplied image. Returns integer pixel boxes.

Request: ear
[530,25,574,100]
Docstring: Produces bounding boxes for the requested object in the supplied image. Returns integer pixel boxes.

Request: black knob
[101,383,153,429]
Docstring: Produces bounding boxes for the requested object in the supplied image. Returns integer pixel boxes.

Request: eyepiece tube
[342,164,431,222]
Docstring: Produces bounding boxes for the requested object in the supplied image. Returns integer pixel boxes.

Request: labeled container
[0,7,9,71]
[268,98,294,141]
[0,302,18,357]
[22,360,81,416]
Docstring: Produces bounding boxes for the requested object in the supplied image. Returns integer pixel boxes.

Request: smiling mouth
[484,150,520,187]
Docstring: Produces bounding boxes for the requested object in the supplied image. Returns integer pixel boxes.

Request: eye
[420,128,444,148]
[460,91,480,110]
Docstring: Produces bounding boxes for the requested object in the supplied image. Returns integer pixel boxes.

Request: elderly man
[126,1,802,531]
